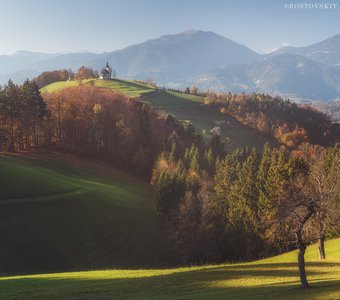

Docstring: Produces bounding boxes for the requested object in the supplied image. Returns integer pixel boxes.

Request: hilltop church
[99,62,114,80]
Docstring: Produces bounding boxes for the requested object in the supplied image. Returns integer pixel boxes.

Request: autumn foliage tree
[75,66,97,80]
[42,86,191,175]
[205,92,337,147]
[34,69,73,88]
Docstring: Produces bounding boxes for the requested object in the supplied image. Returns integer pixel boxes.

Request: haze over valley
[1,30,340,102]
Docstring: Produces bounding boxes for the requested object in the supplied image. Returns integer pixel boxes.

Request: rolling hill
[0,151,176,274]
[142,89,271,150]
[0,237,339,299]
[41,78,273,151]
[40,78,154,97]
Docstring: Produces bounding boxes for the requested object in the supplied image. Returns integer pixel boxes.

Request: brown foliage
[207,92,335,147]
[43,86,186,175]
[34,70,73,88]
[75,66,96,80]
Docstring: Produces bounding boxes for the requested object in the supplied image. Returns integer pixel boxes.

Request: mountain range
[1,30,340,101]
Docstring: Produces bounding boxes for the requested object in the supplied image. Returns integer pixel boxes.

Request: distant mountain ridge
[0,51,58,74]
[0,30,260,84]
[1,31,340,101]
[103,30,260,83]
[269,34,340,67]
[194,33,340,101]
[196,54,340,100]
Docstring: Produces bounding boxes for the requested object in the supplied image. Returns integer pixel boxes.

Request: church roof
[100,62,112,79]
[101,68,111,75]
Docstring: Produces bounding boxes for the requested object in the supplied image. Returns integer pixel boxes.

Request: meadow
[5,78,336,300]
[0,237,339,299]
[39,78,154,97]
[0,152,339,299]
[0,152,175,274]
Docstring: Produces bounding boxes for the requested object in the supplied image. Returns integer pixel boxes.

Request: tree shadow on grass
[1,262,340,300]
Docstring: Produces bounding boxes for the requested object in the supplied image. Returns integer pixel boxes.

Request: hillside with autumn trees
[0,80,195,175]
[203,91,339,148]
[0,74,339,292]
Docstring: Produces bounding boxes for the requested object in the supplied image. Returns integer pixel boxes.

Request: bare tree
[307,148,340,260]
[264,147,340,288]
[267,176,316,288]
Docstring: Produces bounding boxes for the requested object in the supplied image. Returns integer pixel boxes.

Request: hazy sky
[0,0,339,55]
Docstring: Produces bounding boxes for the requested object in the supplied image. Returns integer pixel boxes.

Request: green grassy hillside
[0,152,175,275]
[142,90,271,150]
[41,79,273,151]
[0,239,339,299]
[40,78,154,97]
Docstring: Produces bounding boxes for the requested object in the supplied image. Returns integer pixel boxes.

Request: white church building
[99,62,113,80]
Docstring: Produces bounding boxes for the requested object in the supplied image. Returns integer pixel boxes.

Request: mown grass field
[40,78,154,97]
[0,238,339,299]
[0,152,176,275]
[41,79,273,151]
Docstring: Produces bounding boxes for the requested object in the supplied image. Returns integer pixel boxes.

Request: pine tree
[204,147,214,172]
[214,153,238,214]
[168,140,177,162]
[189,146,200,173]
[209,134,225,158]
[21,80,47,147]
[4,80,21,151]
[153,167,186,217]
[185,123,196,140]
[139,103,150,144]
[256,143,273,227]
[228,148,259,232]
[258,148,291,227]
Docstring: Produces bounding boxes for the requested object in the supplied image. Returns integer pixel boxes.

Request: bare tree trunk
[57,99,62,144]
[8,119,15,152]
[318,236,326,260]
[32,119,37,147]
[297,229,309,288]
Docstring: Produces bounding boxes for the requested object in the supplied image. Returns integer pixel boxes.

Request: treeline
[157,86,205,97]
[0,80,47,151]
[151,141,339,287]
[0,80,197,175]
[312,100,340,123]
[204,92,338,148]
[34,67,98,88]
[43,86,195,174]
[34,70,73,88]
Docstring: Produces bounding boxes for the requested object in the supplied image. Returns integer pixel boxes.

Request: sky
[0,0,339,55]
